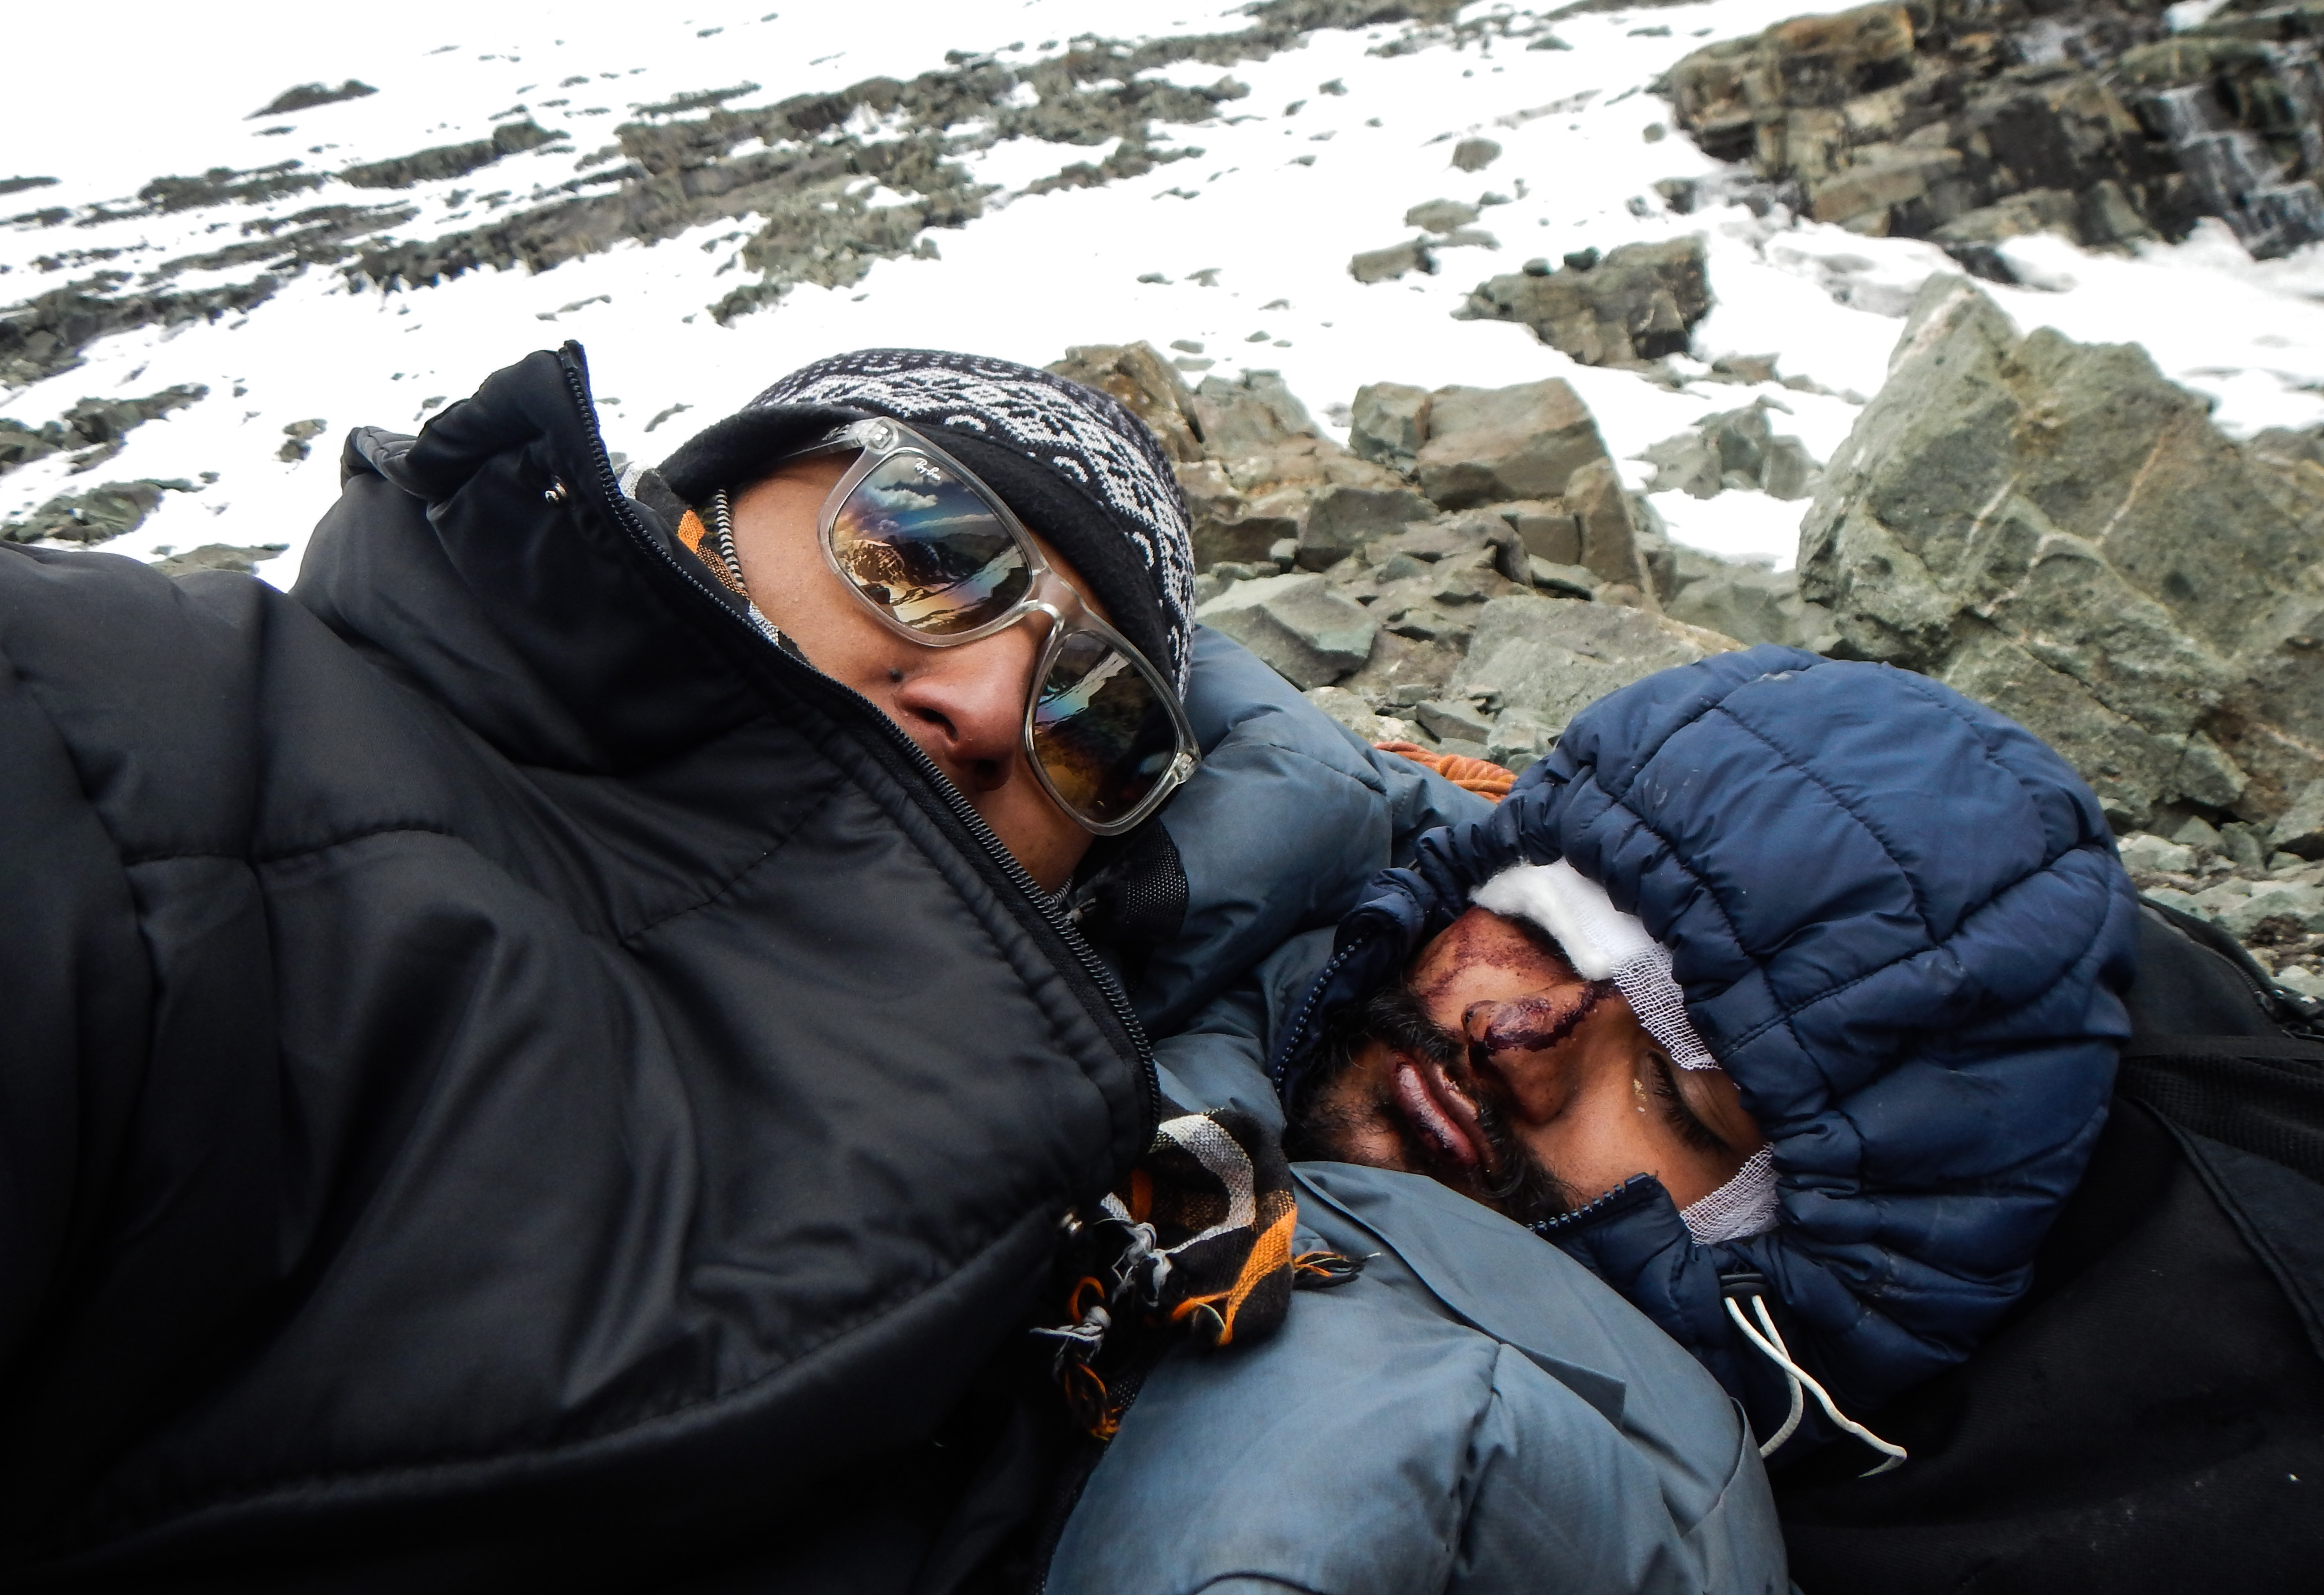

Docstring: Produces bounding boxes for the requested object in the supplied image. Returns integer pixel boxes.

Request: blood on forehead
[1410,906,1580,1002]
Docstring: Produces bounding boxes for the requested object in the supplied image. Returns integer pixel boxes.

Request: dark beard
[1287,984,1579,1228]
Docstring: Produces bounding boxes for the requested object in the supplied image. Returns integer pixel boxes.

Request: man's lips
[1390,1055,1493,1173]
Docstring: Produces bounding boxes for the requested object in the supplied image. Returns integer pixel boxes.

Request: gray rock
[1666,1,2324,261]
[1350,240,1436,284]
[1405,199,1481,233]
[1762,436,1818,501]
[1451,137,1502,172]
[1350,383,1430,468]
[2221,820,2270,871]
[1456,237,1712,367]
[1640,401,1822,502]
[2280,964,2324,1000]
[1196,572,1378,688]
[150,542,288,577]
[1152,366,1410,570]
[2118,832,2198,875]
[1485,713,1554,773]
[276,418,329,463]
[1450,595,1742,739]
[1528,558,1599,600]
[1416,379,1610,513]
[3,478,197,545]
[2172,815,2226,855]
[1299,483,1433,567]
[1049,342,1208,463]
[0,384,207,480]
[2206,880,2324,941]
[252,79,378,117]
[1304,685,1404,743]
[1640,432,1722,500]
[1799,277,2324,833]
[1662,559,1835,652]
[1416,698,1495,744]
[2273,780,2324,860]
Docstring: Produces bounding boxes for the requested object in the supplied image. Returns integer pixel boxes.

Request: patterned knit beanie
[658,349,1198,694]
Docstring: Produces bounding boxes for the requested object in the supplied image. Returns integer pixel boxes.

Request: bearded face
[1288,908,1762,1224]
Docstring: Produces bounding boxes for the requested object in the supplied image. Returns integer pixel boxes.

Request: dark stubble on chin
[1289,984,1581,1229]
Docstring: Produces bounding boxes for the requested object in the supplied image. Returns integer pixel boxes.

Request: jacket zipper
[1268,933,1368,1090]
[550,345,1160,1131]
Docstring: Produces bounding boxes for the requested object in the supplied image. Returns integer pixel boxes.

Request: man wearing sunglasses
[0,343,1499,1590]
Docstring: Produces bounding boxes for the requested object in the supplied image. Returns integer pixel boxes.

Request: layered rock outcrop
[1665,0,2324,262]
[1799,274,2324,832]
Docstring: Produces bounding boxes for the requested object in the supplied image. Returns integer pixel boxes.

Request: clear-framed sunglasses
[718,417,1199,836]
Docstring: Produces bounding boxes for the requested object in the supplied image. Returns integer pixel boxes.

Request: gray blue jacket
[1072,638,1790,1595]
[1050,1159,1785,1595]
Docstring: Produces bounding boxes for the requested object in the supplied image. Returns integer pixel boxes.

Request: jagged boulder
[1045,344,1406,568]
[1048,342,1208,463]
[2276,780,2324,860]
[1349,382,1431,467]
[1195,572,1378,688]
[1449,596,1744,762]
[1799,275,2324,831]
[1663,0,2324,261]
[1457,237,1711,366]
[1660,548,1838,652]
[1638,400,1820,501]
[1349,240,1435,283]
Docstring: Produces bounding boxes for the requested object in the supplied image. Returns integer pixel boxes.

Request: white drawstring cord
[1724,1294,1907,1475]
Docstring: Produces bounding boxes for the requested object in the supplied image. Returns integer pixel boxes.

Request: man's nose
[1461,993,1587,1111]
[888,624,1041,794]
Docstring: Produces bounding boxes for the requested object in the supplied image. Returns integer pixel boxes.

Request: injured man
[1044,646,2138,1595]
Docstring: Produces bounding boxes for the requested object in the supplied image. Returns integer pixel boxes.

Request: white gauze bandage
[1472,860,1716,1071]
[1472,861,1780,1244]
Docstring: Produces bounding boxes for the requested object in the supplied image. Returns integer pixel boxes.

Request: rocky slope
[1665,0,2324,269]
[1054,291,2324,1001]
[7,0,2323,1002]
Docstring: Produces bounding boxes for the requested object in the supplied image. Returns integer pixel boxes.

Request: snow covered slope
[8,0,2324,579]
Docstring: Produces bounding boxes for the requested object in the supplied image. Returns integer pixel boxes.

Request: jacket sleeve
[1138,628,1491,1036]
[0,559,152,1370]
[0,545,287,1499]
[1152,927,1338,1135]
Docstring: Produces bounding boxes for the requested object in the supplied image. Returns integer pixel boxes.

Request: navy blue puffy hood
[1273,646,2140,1439]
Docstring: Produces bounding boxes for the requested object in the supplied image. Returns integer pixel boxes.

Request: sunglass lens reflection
[830,452,1030,633]
[1031,631,1181,827]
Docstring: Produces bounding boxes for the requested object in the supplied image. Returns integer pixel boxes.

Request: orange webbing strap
[1375,740,1517,801]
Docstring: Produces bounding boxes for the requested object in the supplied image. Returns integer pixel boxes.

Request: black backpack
[1775,900,2324,1595]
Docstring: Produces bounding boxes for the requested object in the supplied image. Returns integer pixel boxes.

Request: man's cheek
[1304,1077,1417,1171]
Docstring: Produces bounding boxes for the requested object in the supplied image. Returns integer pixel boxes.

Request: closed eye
[1649,1050,1727,1156]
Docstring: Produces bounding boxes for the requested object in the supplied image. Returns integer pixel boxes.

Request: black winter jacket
[0,345,1159,1590]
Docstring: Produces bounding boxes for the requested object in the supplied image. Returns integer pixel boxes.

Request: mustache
[1295,983,1580,1226]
